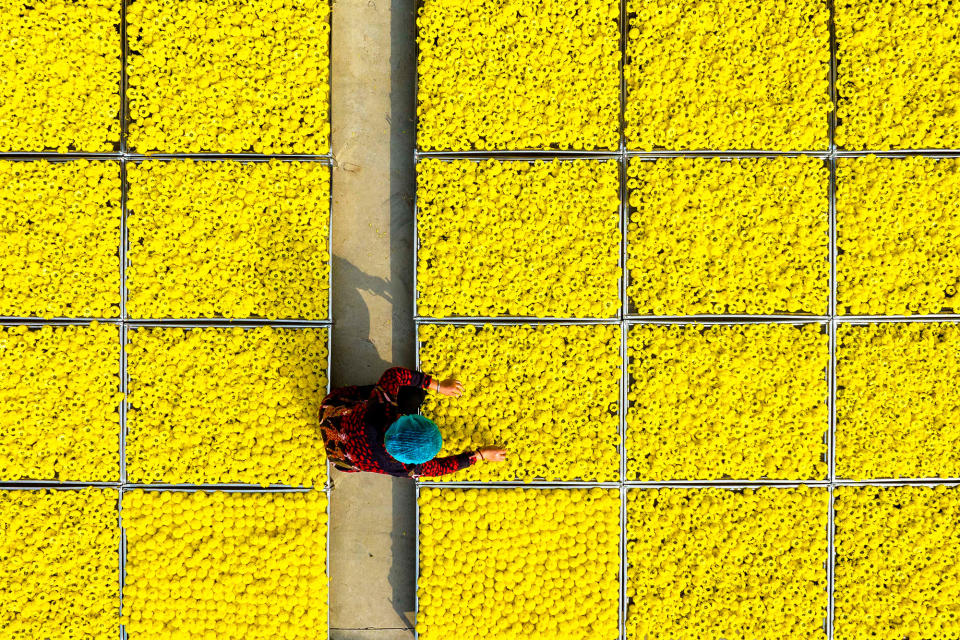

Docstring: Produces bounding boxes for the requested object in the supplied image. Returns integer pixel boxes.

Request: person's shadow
[331,255,397,384]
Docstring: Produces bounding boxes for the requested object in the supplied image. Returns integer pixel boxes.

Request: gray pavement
[329,0,418,637]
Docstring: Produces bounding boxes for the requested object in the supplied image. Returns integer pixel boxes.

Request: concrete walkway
[329,0,418,637]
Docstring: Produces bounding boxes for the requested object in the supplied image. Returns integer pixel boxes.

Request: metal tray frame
[414,482,628,640]
[412,155,625,323]
[122,322,332,491]
[121,156,334,325]
[115,485,325,640]
[622,320,833,485]
[414,320,625,486]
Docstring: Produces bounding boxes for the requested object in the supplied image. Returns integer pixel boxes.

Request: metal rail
[122,323,331,490]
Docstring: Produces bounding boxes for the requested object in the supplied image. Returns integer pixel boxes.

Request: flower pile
[416,159,621,318]
[418,488,619,640]
[837,157,960,315]
[122,489,328,639]
[625,0,831,151]
[416,0,620,151]
[0,0,120,152]
[0,160,121,318]
[835,485,960,640]
[126,0,331,154]
[626,487,828,640]
[126,327,328,487]
[626,157,829,315]
[0,324,121,482]
[0,488,119,639]
[126,160,330,320]
[627,323,829,481]
[418,323,621,482]
[836,0,960,150]
[836,322,960,480]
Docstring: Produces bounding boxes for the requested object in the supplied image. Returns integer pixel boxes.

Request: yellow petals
[126,327,328,487]
[627,487,828,640]
[836,0,960,150]
[837,323,960,480]
[0,488,119,639]
[416,0,620,151]
[0,0,120,152]
[0,160,121,318]
[418,324,621,482]
[416,159,621,318]
[126,0,330,153]
[0,324,121,482]
[835,486,960,640]
[625,0,831,151]
[122,489,328,640]
[626,157,830,315]
[837,156,960,315]
[628,323,829,481]
[417,488,620,640]
[126,160,330,320]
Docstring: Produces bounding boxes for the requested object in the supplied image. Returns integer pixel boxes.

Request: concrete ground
[329,0,418,637]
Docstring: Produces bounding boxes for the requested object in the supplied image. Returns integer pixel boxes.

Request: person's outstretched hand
[438,378,464,397]
[477,446,507,462]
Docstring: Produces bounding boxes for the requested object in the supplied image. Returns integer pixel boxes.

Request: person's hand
[437,378,464,397]
[477,446,507,462]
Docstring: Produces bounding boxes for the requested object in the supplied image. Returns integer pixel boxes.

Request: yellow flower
[418,323,621,482]
[0,0,120,152]
[418,488,620,640]
[417,159,621,318]
[126,0,330,153]
[837,156,960,315]
[626,157,830,315]
[0,160,121,318]
[835,485,960,640]
[627,487,828,640]
[126,160,330,321]
[628,323,829,481]
[416,0,620,151]
[836,322,960,479]
[122,489,328,640]
[125,326,328,487]
[0,323,121,482]
[836,0,960,149]
[625,0,831,151]
[0,488,119,639]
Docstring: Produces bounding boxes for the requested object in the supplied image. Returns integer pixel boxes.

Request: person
[319,367,507,478]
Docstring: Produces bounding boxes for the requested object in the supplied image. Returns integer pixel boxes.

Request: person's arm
[410,446,508,479]
[376,367,433,398]
[409,451,476,478]
[377,367,464,400]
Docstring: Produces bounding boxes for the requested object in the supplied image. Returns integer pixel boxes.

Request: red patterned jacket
[320,367,476,478]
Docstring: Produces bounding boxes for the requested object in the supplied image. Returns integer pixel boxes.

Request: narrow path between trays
[328,0,419,637]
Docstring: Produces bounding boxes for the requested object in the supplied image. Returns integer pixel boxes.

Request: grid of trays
[0,1,334,638]
[0,209,334,635]
[412,1,960,639]
[0,195,334,634]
